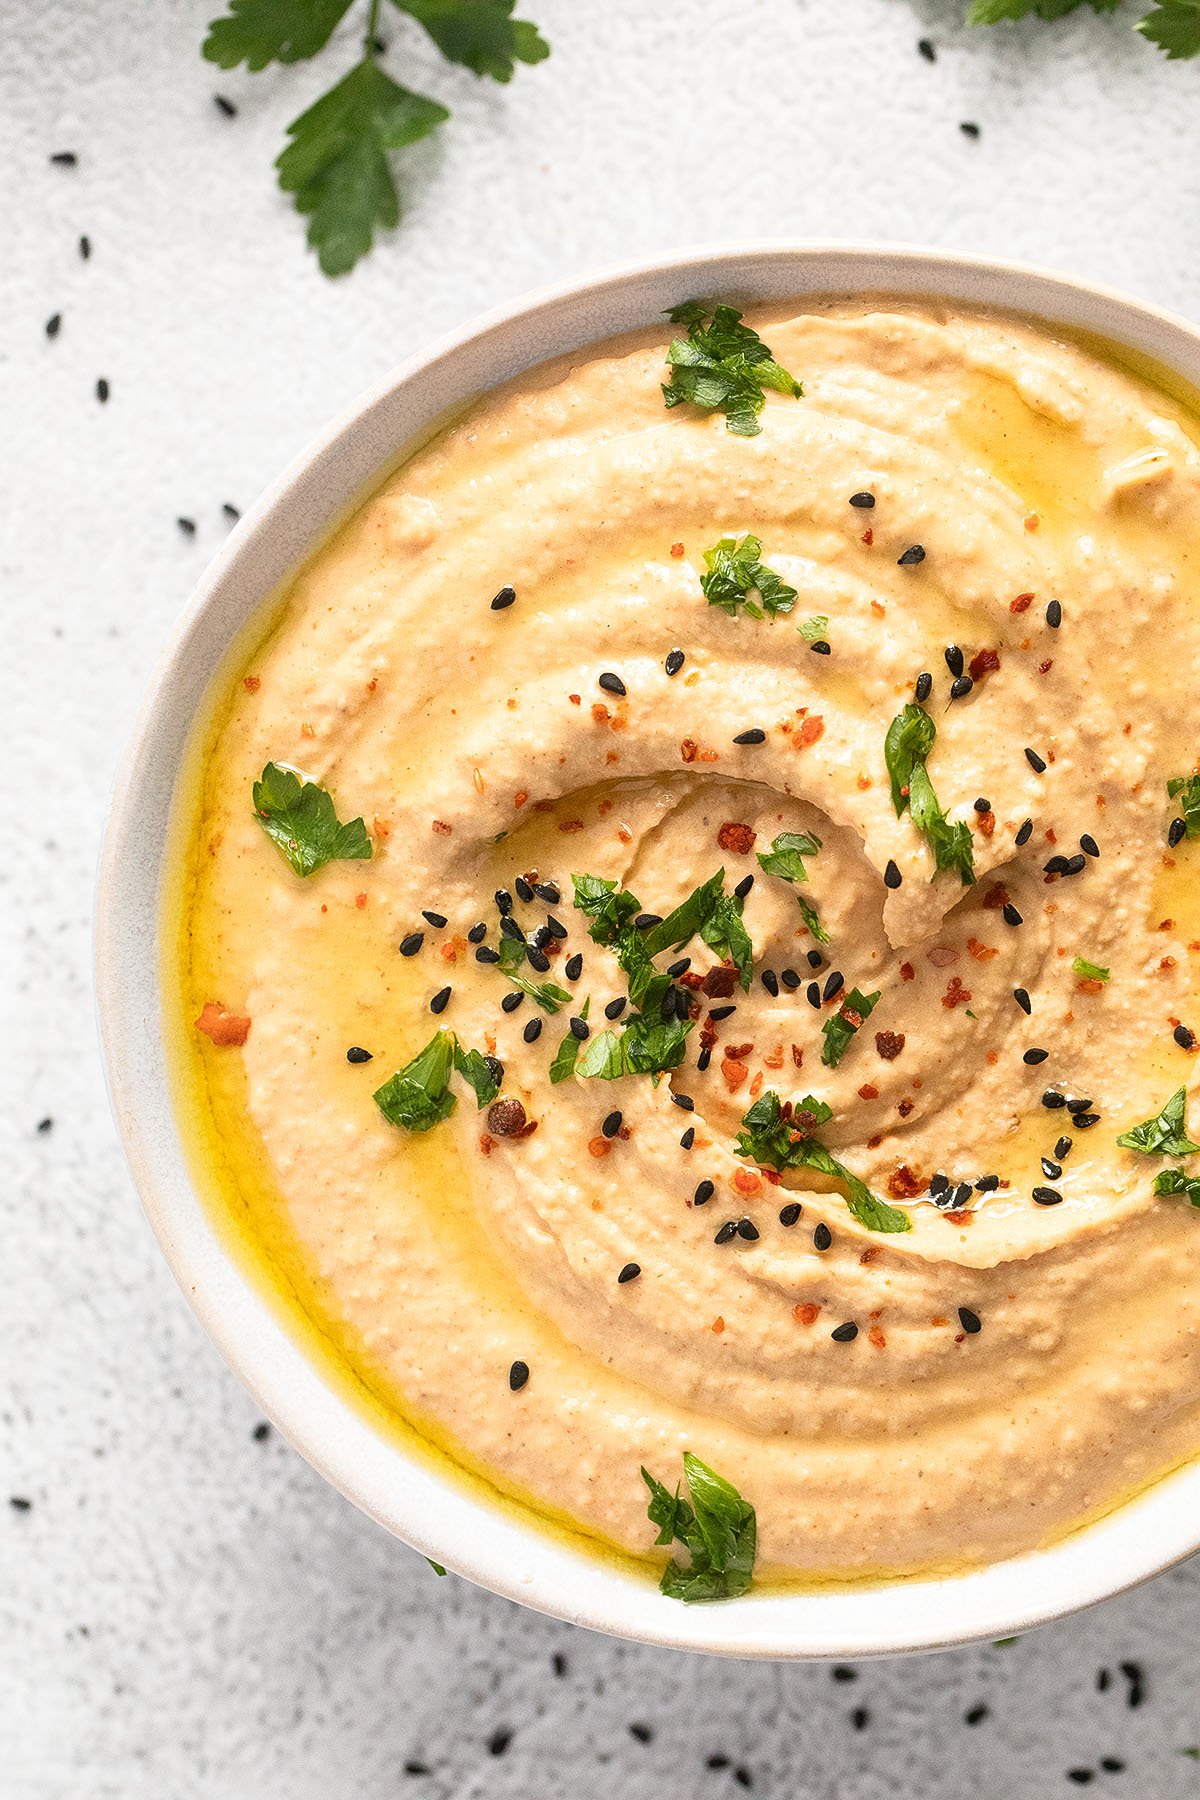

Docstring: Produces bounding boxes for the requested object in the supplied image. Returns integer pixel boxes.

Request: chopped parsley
[496,933,572,1012]
[820,987,881,1067]
[373,1030,501,1131]
[757,830,829,943]
[883,703,975,885]
[661,302,802,437]
[451,1042,502,1108]
[700,534,797,620]
[549,997,590,1083]
[798,614,829,642]
[734,1091,911,1233]
[1168,772,1200,838]
[252,761,372,876]
[576,1012,692,1080]
[1071,956,1110,982]
[642,1453,756,1603]
[1116,1086,1200,1157]
[1154,1168,1200,1204]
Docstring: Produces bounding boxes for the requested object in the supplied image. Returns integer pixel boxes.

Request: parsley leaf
[641,1453,757,1603]
[699,894,753,992]
[796,893,830,946]
[204,0,353,68]
[820,987,881,1068]
[276,59,449,277]
[700,535,797,620]
[1155,1168,1200,1204]
[549,998,590,1083]
[575,1012,694,1080]
[757,830,822,885]
[734,1090,911,1233]
[392,0,549,79]
[1071,956,1110,982]
[662,302,802,437]
[1117,1087,1200,1156]
[883,704,974,886]
[1138,1,1200,56]
[640,870,726,956]
[571,872,642,945]
[799,614,829,641]
[1168,773,1200,838]
[452,1042,501,1108]
[373,1029,457,1130]
[252,761,373,876]
[495,934,572,1012]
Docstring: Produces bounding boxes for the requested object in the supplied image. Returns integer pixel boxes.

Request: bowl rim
[96,239,1200,1659]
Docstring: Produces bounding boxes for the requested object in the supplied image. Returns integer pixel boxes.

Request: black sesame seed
[831,1321,858,1342]
[1003,903,1023,927]
[490,585,516,610]
[779,1201,802,1226]
[78,234,91,260]
[545,915,568,940]
[1023,1047,1049,1065]
[430,986,452,1015]
[1024,747,1047,774]
[617,1262,641,1284]
[96,378,109,403]
[1055,1135,1073,1159]
[400,931,425,957]
[694,1179,715,1206]
[1100,1759,1124,1774]
[884,859,902,890]
[733,873,754,899]
[51,150,78,165]
[973,796,991,814]
[849,491,876,508]
[605,997,627,1020]
[975,1175,1000,1192]
[600,1112,623,1140]
[565,952,583,980]
[494,888,513,916]
[915,671,933,703]
[736,1218,760,1241]
[468,922,487,943]
[733,728,766,745]
[665,648,685,676]
[809,639,832,657]
[680,1127,695,1149]
[831,1666,857,1683]
[814,1222,832,1251]
[522,1018,542,1043]
[1015,819,1033,846]
[918,36,936,60]
[475,946,501,964]
[761,969,779,996]
[501,991,523,1013]
[1066,1771,1093,1787]
[598,672,627,697]
[500,916,525,942]
[714,1220,738,1245]
[964,1704,989,1725]
[567,1016,588,1042]
[629,1723,653,1744]
[958,1307,982,1335]
[346,1046,373,1064]
[222,503,240,522]
[1042,1158,1063,1180]
[531,924,553,950]
[781,968,801,991]
[634,912,662,931]
[667,957,691,978]
[950,675,974,700]
[422,909,447,928]
[944,644,964,678]
[1044,856,1070,875]
[1014,988,1032,1015]
[45,313,61,339]
[515,876,533,902]
[508,1360,529,1391]
[709,1004,736,1021]
[1032,1186,1063,1206]
[1063,854,1086,876]
[1066,1096,1093,1115]
[1079,834,1099,858]
[484,1055,503,1087]
[822,971,844,1002]
[953,1182,973,1207]
[898,544,925,566]
[526,946,551,973]
[1169,817,1187,849]
[672,1093,694,1112]
[534,882,561,904]
[697,1046,712,1072]
[960,120,981,138]
[1042,1090,1067,1109]
[214,93,237,116]
[1174,1024,1196,1050]
[806,982,821,1008]
[929,1172,950,1195]
[1046,599,1062,629]
[1073,1112,1101,1129]
[806,949,824,968]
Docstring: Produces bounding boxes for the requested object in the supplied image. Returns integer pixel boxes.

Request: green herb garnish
[203,0,549,276]
[798,614,829,641]
[252,760,373,876]
[642,1453,757,1603]
[1168,773,1200,839]
[1071,957,1110,982]
[571,872,641,945]
[426,1558,447,1576]
[576,1011,693,1081]
[734,1091,911,1233]
[699,534,797,620]
[1155,1168,1200,1204]
[451,1041,502,1108]
[373,1029,501,1130]
[820,987,881,1068]
[661,302,802,437]
[549,997,590,1084]
[495,933,572,1012]
[757,830,828,943]
[1116,1086,1200,1157]
[883,703,975,886]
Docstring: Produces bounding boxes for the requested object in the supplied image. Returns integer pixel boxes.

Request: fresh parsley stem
[365,0,382,58]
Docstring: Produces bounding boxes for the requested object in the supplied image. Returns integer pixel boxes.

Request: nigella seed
[736,1218,760,1241]
[569,1017,590,1042]
[884,859,902,890]
[1042,1090,1067,1109]
[810,639,832,656]
[534,883,561,904]
[1024,747,1047,774]
[958,1307,982,1335]
[214,93,237,116]
[527,946,551,973]
[1002,903,1023,927]
[779,1202,802,1226]
[1079,834,1100,858]
[501,991,523,1013]
[680,1127,695,1149]
[781,969,801,990]
[849,491,876,508]
[694,1179,715,1206]
[523,1018,543,1044]
[761,969,780,996]
[605,997,627,1020]
[422,909,447,928]
[468,922,487,944]
[831,1321,858,1341]
[1046,599,1062,628]
[733,874,754,899]
[602,1111,622,1138]
[822,971,845,1002]
[733,728,766,745]
[1174,1024,1196,1050]
[672,1093,695,1112]
[79,234,91,260]
[565,953,583,980]
[1042,1158,1063,1180]
[814,1222,832,1251]
[515,877,533,902]
[806,982,822,1008]
[667,957,691,978]
[1015,819,1033,846]
[476,946,501,964]
[898,544,925,566]
[617,1262,641,1284]
[714,1221,739,1245]
[490,585,517,610]
[1032,1186,1062,1206]
[598,672,627,697]
[1055,1135,1073,1159]
[400,931,424,956]
[806,949,824,968]
[509,1360,529,1391]
[494,888,513,916]
[346,1046,373,1063]
[1014,988,1032,1014]
[1169,817,1187,849]
[944,644,964,678]
[950,675,974,700]
[915,672,933,703]
[50,150,78,165]
[665,649,685,677]
[484,1055,503,1087]
[430,986,452,1015]
[1023,1048,1049,1065]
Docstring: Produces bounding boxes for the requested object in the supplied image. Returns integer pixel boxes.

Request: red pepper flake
[591,702,610,724]
[875,1029,905,1060]
[432,820,452,836]
[968,647,1000,680]
[858,1083,879,1101]
[355,892,367,910]
[899,961,915,983]
[733,1168,762,1198]
[587,1137,611,1158]
[1024,512,1040,532]
[942,975,972,1009]
[300,722,316,739]
[795,716,824,749]
[966,937,997,962]
[1010,591,1035,614]
[793,1302,820,1326]
[982,883,1010,911]
[887,1163,924,1199]
[195,1002,250,1047]
[943,1209,974,1224]
[790,1043,804,1068]
[558,818,585,833]
[718,821,756,854]
[670,542,685,558]
[1075,976,1105,995]
[975,809,996,838]
[243,675,261,692]
[725,1041,754,1060]
[441,934,468,963]
[862,528,874,546]
[721,1057,749,1092]
[513,789,528,809]
[680,738,699,763]
[868,1326,887,1350]
[856,774,872,792]
[702,964,739,998]
[1159,919,1176,932]
[568,693,581,705]
[711,1315,725,1333]
[372,816,391,840]
[897,1098,914,1117]
[479,1134,494,1157]
[1038,659,1053,675]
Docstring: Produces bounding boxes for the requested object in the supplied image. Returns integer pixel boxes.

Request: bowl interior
[96,243,1200,1657]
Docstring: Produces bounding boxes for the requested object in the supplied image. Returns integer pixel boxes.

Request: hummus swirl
[184,304,1200,1580]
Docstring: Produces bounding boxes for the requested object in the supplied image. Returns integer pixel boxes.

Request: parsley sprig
[700,535,797,619]
[756,830,829,944]
[203,0,548,275]
[373,1028,500,1131]
[1116,1086,1200,1157]
[734,1091,912,1233]
[662,303,802,437]
[883,703,975,886]
[968,0,1200,59]
[253,761,373,875]
[642,1454,757,1603]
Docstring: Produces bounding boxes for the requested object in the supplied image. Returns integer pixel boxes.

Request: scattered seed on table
[50,150,78,166]
[177,516,196,537]
[960,120,981,138]
[96,378,109,403]
[918,36,936,61]
[79,235,91,260]
[45,314,61,339]
[222,502,240,521]
[214,93,237,116]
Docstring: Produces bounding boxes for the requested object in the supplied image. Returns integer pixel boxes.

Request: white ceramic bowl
[97,244,1200,1658]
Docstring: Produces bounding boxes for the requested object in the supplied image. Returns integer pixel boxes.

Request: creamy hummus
[179,301,1200,1586]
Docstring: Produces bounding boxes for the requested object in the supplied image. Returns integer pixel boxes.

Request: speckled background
[7,0,1200,1793]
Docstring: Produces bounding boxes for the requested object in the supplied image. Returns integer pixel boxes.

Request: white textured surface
[6,0,1200,1792]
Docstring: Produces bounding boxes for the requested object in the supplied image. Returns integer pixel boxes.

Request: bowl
[96,242,1200,1658]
